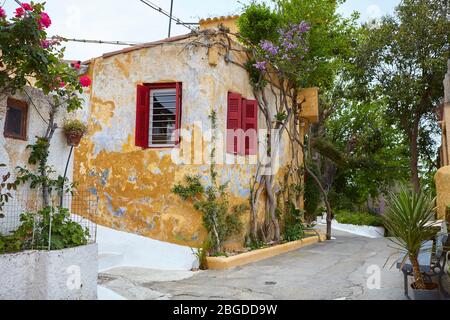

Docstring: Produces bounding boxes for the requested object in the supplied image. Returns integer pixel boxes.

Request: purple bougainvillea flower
[253,61,267,71]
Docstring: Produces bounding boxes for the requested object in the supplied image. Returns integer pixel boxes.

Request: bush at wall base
[0,207,97,300]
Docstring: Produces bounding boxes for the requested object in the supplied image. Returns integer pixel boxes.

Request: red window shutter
[242,99,258,155]
[175,82,182,145]
[135,85,150,148]
[227,92,242,154]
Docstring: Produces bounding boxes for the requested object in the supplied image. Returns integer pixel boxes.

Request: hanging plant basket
[63,119,88,147]
[65,132,84,147]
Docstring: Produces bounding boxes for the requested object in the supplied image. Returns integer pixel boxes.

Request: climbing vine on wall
[172,110,247,254]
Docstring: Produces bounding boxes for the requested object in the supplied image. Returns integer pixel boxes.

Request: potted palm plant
[63,119,88,147]
[384,186,440,300]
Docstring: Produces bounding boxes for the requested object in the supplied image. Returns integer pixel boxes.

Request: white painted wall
[331,220,385,239]
[0,244,98,300]
[97,224,198,272]
[0,87,74,182]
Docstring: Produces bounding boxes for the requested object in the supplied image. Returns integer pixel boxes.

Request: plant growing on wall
[172,111,247,254]
[0,2,90,205]
[0,164,16,218]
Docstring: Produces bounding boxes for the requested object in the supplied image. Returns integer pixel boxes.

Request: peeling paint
[73,34,303,249]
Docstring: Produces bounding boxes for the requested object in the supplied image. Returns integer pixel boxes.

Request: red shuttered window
[226,92,258,156]
[226,92,243,154]
[135,83,182,148]
[242,98,258,156]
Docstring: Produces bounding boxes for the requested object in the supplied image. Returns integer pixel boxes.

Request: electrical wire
[139,0,196,33]
[56,37,141,46]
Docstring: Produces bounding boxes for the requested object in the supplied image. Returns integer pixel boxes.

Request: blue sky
[2,0,401,60]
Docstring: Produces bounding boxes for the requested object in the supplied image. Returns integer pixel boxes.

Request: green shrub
[304,163,321,222]
[334,210,384,227]
[283,202,305,242]
[1,206,90,254]
[63,119,88,136]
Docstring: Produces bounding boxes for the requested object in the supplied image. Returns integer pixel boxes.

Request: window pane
[150,89,177,145]
[6,107,23,136]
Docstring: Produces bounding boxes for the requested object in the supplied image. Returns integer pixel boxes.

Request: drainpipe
[59,146,74,208]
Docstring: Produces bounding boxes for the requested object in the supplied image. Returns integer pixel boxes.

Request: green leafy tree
[238,0,359,241]
[352,0,450,192]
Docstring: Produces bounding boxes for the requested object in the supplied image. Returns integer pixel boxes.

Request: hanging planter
[63,119,88,147]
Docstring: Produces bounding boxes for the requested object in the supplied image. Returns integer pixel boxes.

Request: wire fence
[0,189,98,250]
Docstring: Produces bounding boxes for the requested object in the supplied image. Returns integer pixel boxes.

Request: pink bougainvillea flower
[15,7,25,18]
[22,3,33,11]
[41,40,51,48]
[38,12,52,28]
[59,81,66,88]
[0,7,6,18]
[71,61,81,70]
[79,75,91,87]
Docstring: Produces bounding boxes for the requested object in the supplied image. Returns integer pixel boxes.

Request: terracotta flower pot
[65,132,84,147]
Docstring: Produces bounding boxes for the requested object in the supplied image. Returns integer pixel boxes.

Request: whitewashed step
[98,252,124,271]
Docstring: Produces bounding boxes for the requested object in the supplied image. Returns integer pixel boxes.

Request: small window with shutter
[135,83,182,148]
[4,98,28,141]
[226,92,258,156]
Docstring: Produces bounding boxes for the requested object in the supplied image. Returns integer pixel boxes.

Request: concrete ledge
[0,244,98,300]
[206,233,325,270]
[332,220,385,239]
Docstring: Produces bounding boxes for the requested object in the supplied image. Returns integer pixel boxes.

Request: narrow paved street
[98,230,440,300]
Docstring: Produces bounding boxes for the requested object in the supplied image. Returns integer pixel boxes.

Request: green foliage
[0,231,24,254]
[63,119,88,137]
[304,162,321,221]
[334,210,384,227]
[192,237,212,270]
[172,110,247,255]
[275,0,360,89]
[172,175,204,201]
[15,207,89,251]
[383,186,438,287]
[244,59,267,89]
[352,0,450,189]
[283,202,305,242]
[0,164,16,216]
[27,137,50,166]
[0,3,85,111]
[15,166,73,195]
[237,2,281,44]
[322,98,410,210]
[0,206,89,254]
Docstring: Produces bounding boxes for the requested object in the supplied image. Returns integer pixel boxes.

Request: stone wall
[73,34,303,249]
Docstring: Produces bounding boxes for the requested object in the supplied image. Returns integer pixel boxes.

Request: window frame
[4,97,28,141]
[147,83,182,149]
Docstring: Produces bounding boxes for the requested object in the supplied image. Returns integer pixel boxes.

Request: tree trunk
[305,165,333,240]
[265,175,280,242]
[409,120,420,193]
[410,254,426,290]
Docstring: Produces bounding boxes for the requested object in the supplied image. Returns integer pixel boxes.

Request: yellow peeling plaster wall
[74,36,298,249]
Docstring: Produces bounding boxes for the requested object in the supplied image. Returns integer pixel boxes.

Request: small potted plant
[63,119,88,147]
[384,186,440,300]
